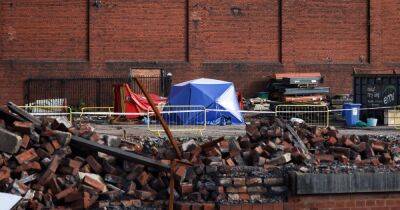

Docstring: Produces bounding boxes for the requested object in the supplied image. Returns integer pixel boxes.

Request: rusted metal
[133,77,182,159]
[168,160,176,210]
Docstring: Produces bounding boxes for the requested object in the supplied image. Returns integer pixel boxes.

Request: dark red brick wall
[1,0,88,60]
[100,0,186,61]
[286,193,400,210]
[382,0,400,63]
[294,0,368,63]
[193,0,280,62]
[0,0,399,105]
[175,193,400,209]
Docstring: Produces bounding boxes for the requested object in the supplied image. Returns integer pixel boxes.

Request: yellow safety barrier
[275,104,329,127]
[18,105,73,123]
[80,107,113,117]
[147,105,207,137]
[384,106,400,129]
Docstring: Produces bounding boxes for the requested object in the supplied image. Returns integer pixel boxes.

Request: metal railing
[384,107,400,129]
[80,107,114,117]
[275,104,329,127]
[147,105,207,136]
[24,75,172,109]
[18,105,73,123]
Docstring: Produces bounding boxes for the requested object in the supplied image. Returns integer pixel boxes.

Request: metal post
[168,160,176,210]
[96,79,101,107]
[24,80,30,105]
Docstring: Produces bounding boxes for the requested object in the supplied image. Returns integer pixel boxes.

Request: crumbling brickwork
[0,0,399,104]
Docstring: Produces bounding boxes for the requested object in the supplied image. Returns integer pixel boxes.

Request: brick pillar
[281,0,297,71]
[369,0,383,68]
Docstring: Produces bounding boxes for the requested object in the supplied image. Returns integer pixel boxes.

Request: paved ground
[92,123,400,138]
[339,126,400,137]
[93,124,246,138]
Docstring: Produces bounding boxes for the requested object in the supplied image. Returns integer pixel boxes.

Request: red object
[274,72,321,80]
[114,84,167,119]
[237,92,243,110]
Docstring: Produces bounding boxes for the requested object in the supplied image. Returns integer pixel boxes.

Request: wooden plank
[70,136,170,170]
[0,108,25,125]
[7,102,41,129]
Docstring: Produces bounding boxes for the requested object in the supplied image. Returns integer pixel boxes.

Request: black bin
[353,74,400,125]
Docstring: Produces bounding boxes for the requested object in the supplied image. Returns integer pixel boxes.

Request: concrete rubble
[0,102,399,209]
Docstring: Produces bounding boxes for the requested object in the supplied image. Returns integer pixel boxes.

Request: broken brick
[43,143,54,155]
[15,161,41,172]
[0,127,22,154]
[15,148,38,164]
[21,135,30,149]
[137,171,150,186]
[232,178,246,187]
[86,155,102,174]
[83,175,107,193]
[180,182,193,195]
[55,187,77,200]
[0,166,10,181]
[13,121,34,134]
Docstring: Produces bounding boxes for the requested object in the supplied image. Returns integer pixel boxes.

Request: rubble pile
[155,117,400,204]
[240,117,400,173]
[0,104,171,209]
[0,101,400,209]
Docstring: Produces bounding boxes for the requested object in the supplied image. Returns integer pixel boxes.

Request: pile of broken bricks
[0,103,174,209]
[0,101,400,209]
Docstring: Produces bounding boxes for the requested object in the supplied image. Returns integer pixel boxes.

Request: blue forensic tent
[167,78,244,125]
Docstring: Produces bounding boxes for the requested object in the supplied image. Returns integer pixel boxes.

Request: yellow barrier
[384,106,400,129]
[80,107,113,117]
[147,105,207,137]
[275,104,329,127]
[18,105,73,123]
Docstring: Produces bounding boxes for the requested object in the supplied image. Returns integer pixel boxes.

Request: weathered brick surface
[293,0,368,63]
[0,0,88,60]
[100,0,186,61]
[192,0,280,62]
[286,193,400,210]
[382,0,400,63]
[0,0,399,104]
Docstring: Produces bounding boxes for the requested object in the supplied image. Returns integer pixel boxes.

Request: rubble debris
[1,101,400,209]
[0,127,22,154]
[0,107,24,126]
[51,117,72,131]
[7,102,41,129]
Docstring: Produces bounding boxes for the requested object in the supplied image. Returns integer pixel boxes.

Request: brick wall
[294,0,368,64]
[174,193,400,209]
[0,0,399,105]
[286,193,400,210]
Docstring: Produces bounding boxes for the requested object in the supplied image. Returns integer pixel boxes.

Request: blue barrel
[342,103,362,126]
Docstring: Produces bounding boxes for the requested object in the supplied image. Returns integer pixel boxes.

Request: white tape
[26,105,400,117]
[31,113,70,116]
[72,112,147,116]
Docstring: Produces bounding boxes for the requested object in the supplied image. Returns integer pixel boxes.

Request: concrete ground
[92,123,400,138]
[92,124,246,138]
